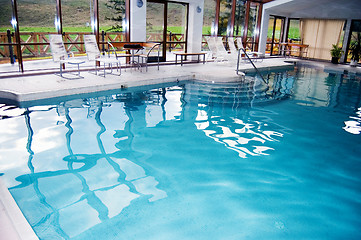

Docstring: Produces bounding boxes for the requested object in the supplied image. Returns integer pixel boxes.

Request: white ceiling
[264,0,361,19]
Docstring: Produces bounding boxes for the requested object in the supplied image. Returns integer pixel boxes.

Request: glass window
[167,2,187,53]
[202,0,217,36]
[245,2,259,50]
[0,0,16,67]
[233,0,246,37]
[61,0,93,55]
[288,19,300,42]
[99,0,126,34]
[218,0,233,36]
[146,1,165,59]
[247,3,259,38]
[346,20,361,62]
[14,0,57,66]
[16,0,57,32]
[61,0,92,32]
[0,0,13,32]
[273,18,283,43]
[146,1,164,42]
[266,16,274,54]
[99,0,127,50]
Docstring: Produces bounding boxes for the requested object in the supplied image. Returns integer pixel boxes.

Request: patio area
[2,56,361,106]
[0,57,296,105]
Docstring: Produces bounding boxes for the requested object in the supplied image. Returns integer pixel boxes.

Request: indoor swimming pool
[0,66,360,240]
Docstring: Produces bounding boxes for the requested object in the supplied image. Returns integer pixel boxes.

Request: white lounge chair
[227,37,238,55]
[215,37,238,63]
[84,35,121,76]
[236,37,264,62]
[205,36,223,62]
[206,36,235,63]
[49,34,85,78]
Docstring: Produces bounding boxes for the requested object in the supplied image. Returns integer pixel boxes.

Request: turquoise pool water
[0,66,361,240]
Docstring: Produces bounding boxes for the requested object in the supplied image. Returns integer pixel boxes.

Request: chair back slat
[84,35,101,61]
[49,34,68,62]
[215,37,228,55]
[227,37,238,55]
[236,38,245,50]
[205,36,218,57]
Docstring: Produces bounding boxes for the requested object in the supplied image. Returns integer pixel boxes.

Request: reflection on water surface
[0,67,361,239]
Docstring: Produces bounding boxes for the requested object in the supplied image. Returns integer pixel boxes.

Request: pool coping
[0,180,38,240]
[0,59,295,106]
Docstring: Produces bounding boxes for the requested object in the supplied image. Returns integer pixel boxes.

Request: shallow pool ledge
[0,180,38,240]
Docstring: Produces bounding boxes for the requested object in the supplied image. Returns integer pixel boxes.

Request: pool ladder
[236,48,268,85]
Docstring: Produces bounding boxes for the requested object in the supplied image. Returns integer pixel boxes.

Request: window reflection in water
[9,89,179,239]
[344,107,361,135]
[4,77,293,237]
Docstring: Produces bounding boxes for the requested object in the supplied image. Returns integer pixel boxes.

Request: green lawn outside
[1,25,300,39]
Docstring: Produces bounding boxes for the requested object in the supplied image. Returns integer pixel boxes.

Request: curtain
[301,19,345,60]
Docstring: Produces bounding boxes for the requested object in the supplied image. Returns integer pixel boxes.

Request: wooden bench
[174,52,206,66]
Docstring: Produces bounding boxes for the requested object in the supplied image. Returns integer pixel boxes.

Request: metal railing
[236,48,268,84]
[0,31,186,59]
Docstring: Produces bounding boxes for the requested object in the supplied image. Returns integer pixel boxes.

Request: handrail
[236,48,268,84]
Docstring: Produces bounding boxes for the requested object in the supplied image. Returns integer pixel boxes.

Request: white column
[282,17,289,43]
[341,19,352,63]
[187,1,204,59]
[130,0,146,42]
[259,8,270,54]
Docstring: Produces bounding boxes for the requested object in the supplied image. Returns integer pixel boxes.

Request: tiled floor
[0,58,294,104]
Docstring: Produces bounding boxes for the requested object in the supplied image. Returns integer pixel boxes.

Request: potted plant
[350,41,360,67]
[330,44,343,64]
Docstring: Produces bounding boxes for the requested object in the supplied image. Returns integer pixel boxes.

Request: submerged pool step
[184,80,283,106]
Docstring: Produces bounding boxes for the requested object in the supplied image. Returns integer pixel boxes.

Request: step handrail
[236,48,268,84]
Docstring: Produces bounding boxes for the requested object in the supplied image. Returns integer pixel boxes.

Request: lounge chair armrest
[144,43,161,57]
[107,42,118,58]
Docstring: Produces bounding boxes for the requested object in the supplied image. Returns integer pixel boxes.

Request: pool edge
[0,179,39,240]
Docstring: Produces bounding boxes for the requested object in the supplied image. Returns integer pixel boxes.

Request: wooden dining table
[279,42,309,58]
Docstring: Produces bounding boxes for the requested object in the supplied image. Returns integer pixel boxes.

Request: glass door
[146,0,188,62]
[146,0,166,61]
[166,2,188,58]
[269,16,285,56]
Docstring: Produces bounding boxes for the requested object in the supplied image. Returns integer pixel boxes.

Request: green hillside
[0,0,124,31]
[0,0,189,32]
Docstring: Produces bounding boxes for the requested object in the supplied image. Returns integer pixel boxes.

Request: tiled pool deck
[0,57,360,240]
[0,58,295,104]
